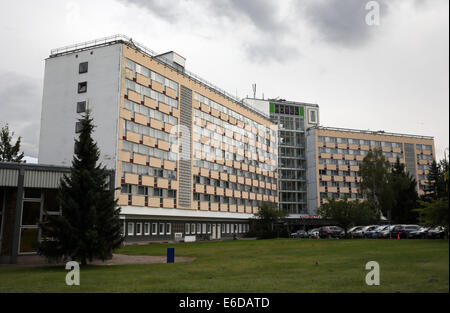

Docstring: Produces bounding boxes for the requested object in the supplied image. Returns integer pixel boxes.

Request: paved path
[0,254,196,267]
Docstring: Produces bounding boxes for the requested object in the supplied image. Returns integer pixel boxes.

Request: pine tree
[39,111,123,265]
[0,123,25,162]
[424,160,445,199]
[390,158,419,223]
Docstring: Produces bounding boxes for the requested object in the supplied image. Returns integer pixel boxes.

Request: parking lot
[290,225,448,239]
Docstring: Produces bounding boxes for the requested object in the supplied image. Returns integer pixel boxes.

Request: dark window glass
[275,104,279,114]
[24,188,41,199]
[78,82,87,93]
[295,107,299,115]
[19,228,39,253]
[43,190,59,213]
[77,101,87,113]
[289,106,295,115]
[22,202,41,226]
[153,188,162,197]
[0,189,3,231]
[79,62,88,74]
[280,105,284,114]
[75,122,83,133]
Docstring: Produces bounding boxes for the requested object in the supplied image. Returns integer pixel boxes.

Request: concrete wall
[39,44,122,170]
[242,98,270,117]
[306,128,318,214]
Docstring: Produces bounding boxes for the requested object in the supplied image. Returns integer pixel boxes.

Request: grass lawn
[0,239,448,293]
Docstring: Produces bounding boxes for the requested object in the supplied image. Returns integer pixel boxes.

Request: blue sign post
[167,248,175,263]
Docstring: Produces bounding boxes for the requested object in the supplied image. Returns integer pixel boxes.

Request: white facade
[39,44,122,170]
[242,98,271,116]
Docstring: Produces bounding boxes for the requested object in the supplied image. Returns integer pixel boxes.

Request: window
[222,223,226,234]
[24,188,41,199]
[21,201,41,226]
[127,223,134,236]
[78,82,87,93]
[152,223,157,235]
[185,223,190,234]
[166,223,171,235]
[77,101,87,113]
[159,223,165,235]
[197,223,201,234]
[191,223,196,234]
[202,223,207,234]
[75,122,83,133]
[309,109,317,124]
[226,224,230,233]
[79,62,88,74]
[144,223,150,235]
[136,223,142,235]
[207,224,211,234]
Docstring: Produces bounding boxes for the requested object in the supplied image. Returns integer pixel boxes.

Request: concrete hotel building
[38,35,278,242]
[306,126,435,212]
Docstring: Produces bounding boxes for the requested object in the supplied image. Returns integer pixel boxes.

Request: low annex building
[0,162,73,263]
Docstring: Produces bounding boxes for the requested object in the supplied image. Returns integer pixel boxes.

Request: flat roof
[308,126,434,141]
[49,34,273,123]
[266,98,319,108]
[0,162,71,172]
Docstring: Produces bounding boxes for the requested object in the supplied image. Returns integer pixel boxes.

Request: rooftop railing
[308,126,434,140]
[50,34,270,120]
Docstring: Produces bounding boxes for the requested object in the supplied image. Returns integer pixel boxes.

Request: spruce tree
[390,158,419,223]
[39,111,123,265]
[0,123,25,162]
[424,160,444,199]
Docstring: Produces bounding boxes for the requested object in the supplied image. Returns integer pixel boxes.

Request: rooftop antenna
[129,38,141,53]
[252,84,256,99]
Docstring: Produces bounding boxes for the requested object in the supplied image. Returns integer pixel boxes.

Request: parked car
[290,230,308,238]
[391,225,421,239]
[308,228,320,238]
[347,226,363,238]
[378,225,397,238]
[366,225,389,239]
[319,226,344,239]
[407,227,430,239]
[426,226,447,239]
[353,225,379,238]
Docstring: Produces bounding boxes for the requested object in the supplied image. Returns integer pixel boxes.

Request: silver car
[353,225,379,238]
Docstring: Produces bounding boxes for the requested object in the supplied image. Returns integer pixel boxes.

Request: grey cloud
[243,39,301,64]
[117,0,295,62]
[119,0,184,20]
[207,0,286,33]
[119,0,286,33]
[299,0,390,47]
[0,71,41,158]
[115,0,437,61]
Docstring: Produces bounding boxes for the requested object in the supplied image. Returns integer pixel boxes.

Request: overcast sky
[0,0,448,161]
